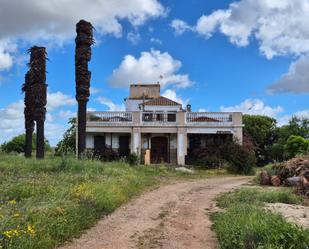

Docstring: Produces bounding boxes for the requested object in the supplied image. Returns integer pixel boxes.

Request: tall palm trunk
[75,20,94,158]
[23,72,34,158]
[23,46,47,159]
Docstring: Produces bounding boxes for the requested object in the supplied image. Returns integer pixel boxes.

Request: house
[83,84,243,165]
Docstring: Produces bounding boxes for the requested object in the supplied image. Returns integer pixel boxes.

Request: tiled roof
[141,96,181,106]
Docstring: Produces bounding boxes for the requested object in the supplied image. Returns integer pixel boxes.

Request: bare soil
[59,176,250,249]
[266,203,309,228]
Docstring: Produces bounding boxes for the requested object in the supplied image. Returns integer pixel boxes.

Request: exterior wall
[125,99,144,111]
[86,133,127,150]
[129,84,160,99]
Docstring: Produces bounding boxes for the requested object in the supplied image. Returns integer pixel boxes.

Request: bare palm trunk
[23,46,47,159]
[75,20,94,159]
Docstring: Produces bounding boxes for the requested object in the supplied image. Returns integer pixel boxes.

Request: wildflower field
[0,154,212,249]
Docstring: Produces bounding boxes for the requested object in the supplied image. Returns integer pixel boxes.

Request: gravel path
[59,176,250,249]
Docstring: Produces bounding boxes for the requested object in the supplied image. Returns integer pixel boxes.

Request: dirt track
[60,176,250,249]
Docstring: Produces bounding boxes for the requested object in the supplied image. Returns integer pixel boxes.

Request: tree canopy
[1,134,51,153]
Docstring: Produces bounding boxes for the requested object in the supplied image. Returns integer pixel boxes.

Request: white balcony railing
[186,112,232,123]
[142,112,176,123]
[87,112,132,122]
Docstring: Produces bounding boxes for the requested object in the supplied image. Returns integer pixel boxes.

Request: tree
[75,20,94,158]
[243,115,277,165]
[1,134,50,154]
[285,135,309,158]
[23,46,47,159]
[55,118,76,156]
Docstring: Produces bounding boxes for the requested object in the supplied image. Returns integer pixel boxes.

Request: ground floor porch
[85,130,238,165]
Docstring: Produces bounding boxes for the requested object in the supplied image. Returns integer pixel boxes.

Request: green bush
[285,135,309,158]
[126,153,140,166]
[1,134,51,154]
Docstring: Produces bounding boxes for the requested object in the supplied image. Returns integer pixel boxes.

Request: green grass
[0,154,226,249]
[212,188,309,249]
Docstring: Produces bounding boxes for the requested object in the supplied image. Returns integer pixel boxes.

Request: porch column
[177,128,187,165]
[132,128,141,155]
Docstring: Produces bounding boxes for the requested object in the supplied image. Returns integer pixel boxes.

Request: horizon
[0,0,308,146]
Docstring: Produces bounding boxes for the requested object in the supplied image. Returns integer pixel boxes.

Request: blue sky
[0,0,308,145]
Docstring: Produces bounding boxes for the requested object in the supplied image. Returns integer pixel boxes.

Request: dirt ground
[266,203,309,228]
[59,176,250,249]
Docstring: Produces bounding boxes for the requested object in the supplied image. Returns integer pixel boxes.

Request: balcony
[142,112,176,123]
[86,111,240,128]
[87,112,133,122]
[186,112,233,125]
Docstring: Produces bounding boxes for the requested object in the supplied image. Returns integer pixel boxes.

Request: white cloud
[109,49,193,88]
[172,0,309,59]
[0,0,165,41]
[220,99,284,117]
[127,31,141,45]
[0,39,17,71]
[96,96,125,111]
[47,92,75,111]
[268,55,309,94]
[150,37,162,45]
[170,19,192,35]
[0,91,77,145]
[90,87,101,94]
[198,108,208,112]
[58,110,76,120]
[0,0,166,78]
[162,89,189,107]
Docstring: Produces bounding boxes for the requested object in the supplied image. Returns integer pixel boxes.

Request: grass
[212,187,309,249]
[0,154,226,249]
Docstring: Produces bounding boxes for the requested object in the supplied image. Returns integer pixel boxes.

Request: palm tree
[75,20,94,158]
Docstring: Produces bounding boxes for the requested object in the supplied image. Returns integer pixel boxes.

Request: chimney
[186,104,191,112]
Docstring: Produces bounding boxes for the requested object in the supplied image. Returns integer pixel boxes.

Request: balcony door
[151,136,168,164]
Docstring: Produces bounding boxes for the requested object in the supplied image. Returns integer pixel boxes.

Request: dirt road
[60,176,250,249]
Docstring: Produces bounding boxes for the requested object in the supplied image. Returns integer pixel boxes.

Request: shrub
[285,135,309,158]
[223,141,256,175]
[187,140,256,175]
[1,134,51,153]
[126,153,140,166]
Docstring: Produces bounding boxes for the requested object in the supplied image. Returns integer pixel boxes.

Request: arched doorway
[151,136,168,164]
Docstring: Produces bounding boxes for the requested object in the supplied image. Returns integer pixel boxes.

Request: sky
[0,0,308,146]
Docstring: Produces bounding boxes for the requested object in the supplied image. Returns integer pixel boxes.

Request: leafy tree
[243,115,277,165]
[55,118,76,156]
[285,135,309,158]
[1,134,51,153]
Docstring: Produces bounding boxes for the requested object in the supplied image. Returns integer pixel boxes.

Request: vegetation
[188,140,256,175]
[212,188,309,249]
[1,134,51,154]
[243,115,309,164]
[285,135,309,158]
[55,118,76,156]
[0,154,223,249]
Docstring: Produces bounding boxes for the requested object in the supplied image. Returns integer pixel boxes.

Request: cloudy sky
[0,0,308,145]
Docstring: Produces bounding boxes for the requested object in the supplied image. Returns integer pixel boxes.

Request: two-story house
[83,84,243,165]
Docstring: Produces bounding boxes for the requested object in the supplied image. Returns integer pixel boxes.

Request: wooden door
[151,136,168,164]
[119,135,130,157]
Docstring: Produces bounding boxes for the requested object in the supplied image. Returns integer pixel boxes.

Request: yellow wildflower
[13,213,20,218]
[3,229,19,238]
[27,225,35,236]
[8,200,16,205]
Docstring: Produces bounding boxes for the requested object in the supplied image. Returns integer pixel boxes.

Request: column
[177,128,186,165]
[132,128,141,155]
